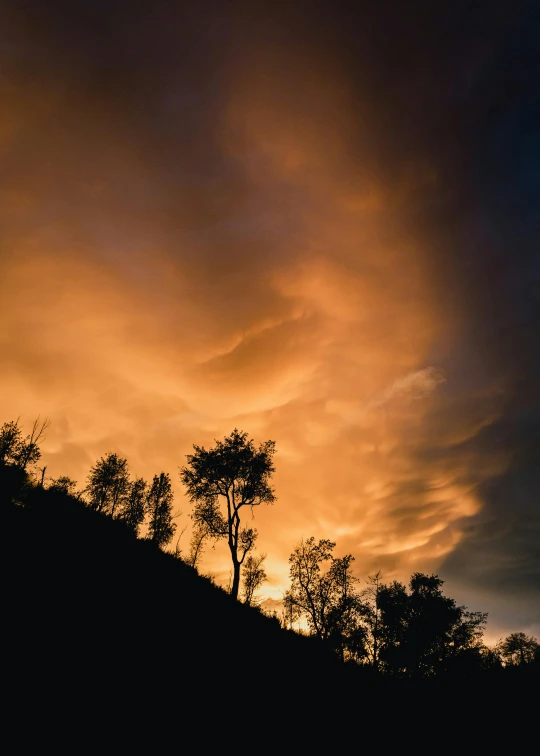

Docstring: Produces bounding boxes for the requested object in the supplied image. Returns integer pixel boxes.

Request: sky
[1,0,539,644]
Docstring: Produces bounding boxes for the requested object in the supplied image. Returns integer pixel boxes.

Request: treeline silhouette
[2,418,538,746]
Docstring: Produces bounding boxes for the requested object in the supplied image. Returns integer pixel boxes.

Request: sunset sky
[1,0,538,643]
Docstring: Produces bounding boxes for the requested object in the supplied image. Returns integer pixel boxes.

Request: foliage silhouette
[85,452,131,515]
[183,521,212,569]
[359,571,384,671]
[285,537,367,660]
[47,475,79,496]
[1,457,538,748]
[370,573,489,678]
[284,539,494,675]
[0,417,49,472]
[117,476,148,536]
[241,551,267,606]
[1,416,538,747]
[146,472,176,547]
[497,632,540,666]
[180,429,276,600]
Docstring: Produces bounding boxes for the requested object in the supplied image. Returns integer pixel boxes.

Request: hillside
[2,477,354,745]
[2,470,537,749]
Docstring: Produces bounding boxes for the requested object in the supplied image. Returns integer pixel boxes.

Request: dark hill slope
[2,482,357,746]
[2,473,537,749]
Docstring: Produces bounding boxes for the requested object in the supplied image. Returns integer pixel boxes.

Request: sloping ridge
[3,486,349,745]
[3,480,536,748]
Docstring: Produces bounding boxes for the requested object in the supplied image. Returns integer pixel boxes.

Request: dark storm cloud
[397,4,540,627]
[307,0,540,628]
[1,0,246,243]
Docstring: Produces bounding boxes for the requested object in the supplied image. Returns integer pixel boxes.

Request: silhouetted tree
[360,571,384,671]
[48,476,79,496]
[284,537,366,659]
[375,573,488,677]
[117,477,147,536]
[18,417,50,471]
[0,421,22,465]
[146,472,176,548]
[180,429,276,600]
[184,522,212,570]
[0,458,29,506]
[0,417,49,471]
[85,453,130,515]
[242,552,267,606]
[376,580,410,674]
[496,632,539,666]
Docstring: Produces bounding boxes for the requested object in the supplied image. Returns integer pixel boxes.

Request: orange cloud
[0,29,511,611]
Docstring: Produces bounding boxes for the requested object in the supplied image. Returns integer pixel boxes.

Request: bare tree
[17,417,50,471]
[37,466,47,487]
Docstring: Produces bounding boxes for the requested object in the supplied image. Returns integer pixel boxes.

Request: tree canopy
[0,417,49,471]
[146,472,176,548]
[284,537,366,660]
[496,632,539,666]
[2,415,537,687]
[374,573,488,677]
[85,453,130,516]
[284,538,490,673]
[241,552,267,606]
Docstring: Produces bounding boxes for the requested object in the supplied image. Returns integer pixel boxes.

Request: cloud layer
[1,0,538,640]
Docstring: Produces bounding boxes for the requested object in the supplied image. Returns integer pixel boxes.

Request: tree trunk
[230,558,241,601]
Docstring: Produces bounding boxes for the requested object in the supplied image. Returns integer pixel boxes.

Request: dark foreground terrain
[2,473,536,749]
